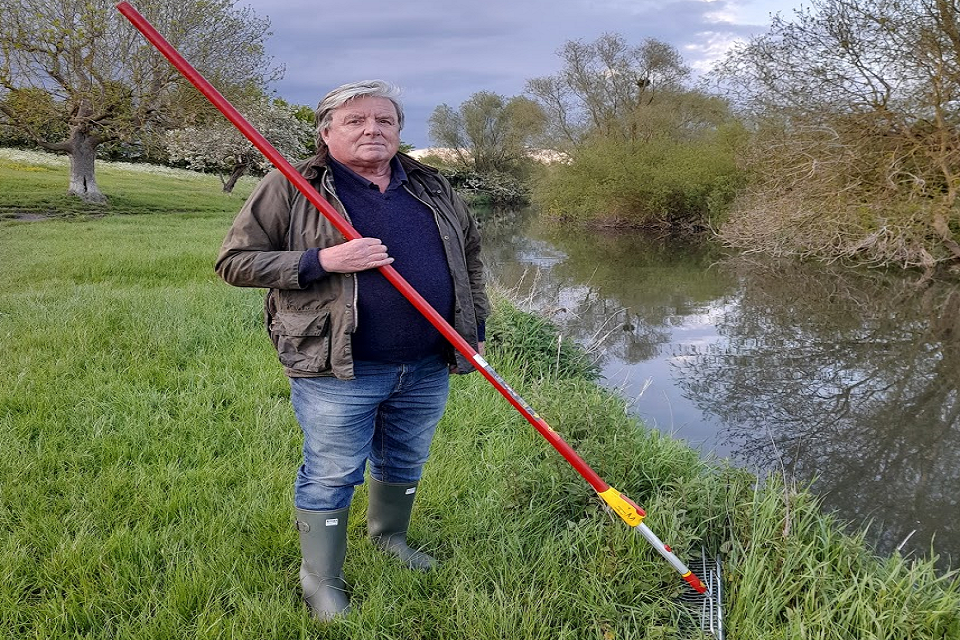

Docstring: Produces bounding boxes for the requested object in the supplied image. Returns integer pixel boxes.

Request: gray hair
[314,80,404,151]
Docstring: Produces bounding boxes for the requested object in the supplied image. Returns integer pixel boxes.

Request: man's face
[321,96,400,170]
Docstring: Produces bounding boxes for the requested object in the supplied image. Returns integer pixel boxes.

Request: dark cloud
[237,0,789,147]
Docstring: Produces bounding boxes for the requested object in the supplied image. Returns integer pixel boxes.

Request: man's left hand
[449,341,485,374]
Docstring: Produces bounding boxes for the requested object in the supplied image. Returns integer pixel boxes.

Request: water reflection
[478,207,959,569]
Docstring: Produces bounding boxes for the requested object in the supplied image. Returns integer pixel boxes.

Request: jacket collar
[302,150,439,182]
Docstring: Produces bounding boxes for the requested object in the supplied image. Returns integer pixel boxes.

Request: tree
[428,91,545,175]
[526,33,691,151]
[165,98,313,193]
[524,33,743,229]
[0,0,279,202]
[713,0,960,272]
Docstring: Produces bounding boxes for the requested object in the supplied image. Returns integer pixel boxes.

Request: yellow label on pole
[597,487,645,527]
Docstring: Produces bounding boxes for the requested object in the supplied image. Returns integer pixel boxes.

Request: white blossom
[164,99,313,187]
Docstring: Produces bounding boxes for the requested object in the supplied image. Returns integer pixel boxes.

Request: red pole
[114,0,605,491]
[116,1,706,593]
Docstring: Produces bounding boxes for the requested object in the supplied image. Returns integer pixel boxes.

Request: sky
[237,0,804,149]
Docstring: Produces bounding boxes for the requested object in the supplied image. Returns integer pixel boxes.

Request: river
[477,207,960,571]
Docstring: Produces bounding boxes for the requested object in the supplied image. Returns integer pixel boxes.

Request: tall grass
[1,150,958,639]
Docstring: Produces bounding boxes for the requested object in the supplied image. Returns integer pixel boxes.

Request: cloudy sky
[238,0,805,148]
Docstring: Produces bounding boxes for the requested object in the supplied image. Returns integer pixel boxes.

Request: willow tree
[0,0,279,202]
[428,91,546,175]
[714,0,960,273]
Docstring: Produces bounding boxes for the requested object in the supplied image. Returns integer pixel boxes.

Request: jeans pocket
[272,310,331,373]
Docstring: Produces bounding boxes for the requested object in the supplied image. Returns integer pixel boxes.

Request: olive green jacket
[215,152,489,379]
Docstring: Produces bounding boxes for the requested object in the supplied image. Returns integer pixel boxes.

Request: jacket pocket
[271,310,331,373]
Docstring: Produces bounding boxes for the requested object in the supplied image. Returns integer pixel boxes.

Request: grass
[0,148,257,219]
[2,149,959,639]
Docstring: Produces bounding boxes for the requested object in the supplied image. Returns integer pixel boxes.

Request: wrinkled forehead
[332,96,399,121]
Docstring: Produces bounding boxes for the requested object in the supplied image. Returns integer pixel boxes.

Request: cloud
[234,0,790,147]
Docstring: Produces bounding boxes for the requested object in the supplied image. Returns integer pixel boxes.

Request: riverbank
[2,151,959,638]
[479,208,960,569]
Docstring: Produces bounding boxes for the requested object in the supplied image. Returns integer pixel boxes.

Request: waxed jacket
[215,152,489,379]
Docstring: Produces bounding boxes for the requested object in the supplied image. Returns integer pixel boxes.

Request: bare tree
[0,0,280,202]
[714,0,960,273]
[526,33,691,150]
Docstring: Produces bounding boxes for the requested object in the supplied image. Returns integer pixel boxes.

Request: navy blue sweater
[298,157,455,363]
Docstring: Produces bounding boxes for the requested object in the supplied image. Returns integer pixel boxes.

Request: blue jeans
[289,354,450,511]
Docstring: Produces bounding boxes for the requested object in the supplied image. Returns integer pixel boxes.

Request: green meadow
[1,149,958,639]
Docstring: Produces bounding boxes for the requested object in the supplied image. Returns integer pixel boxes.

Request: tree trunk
[222,161,250,194]
[932,212,960,262]
[66,130,107,204]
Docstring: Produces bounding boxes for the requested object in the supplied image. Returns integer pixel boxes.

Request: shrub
[532,127,744,232]
[440,167,530,207]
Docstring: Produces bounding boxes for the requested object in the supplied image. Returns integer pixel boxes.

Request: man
[215,80,488,620]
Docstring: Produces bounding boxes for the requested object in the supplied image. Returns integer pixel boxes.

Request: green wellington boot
[295,506,351,621]
[366,478,437,571]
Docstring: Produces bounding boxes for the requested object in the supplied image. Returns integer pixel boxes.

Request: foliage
[524,33,744,230]
[428,91,546,177]
[165,98,313,192]
[438,166,530,207]
[0,88,69,148]
[713,0,960,274]
[288,100,318,155]
[532,110,746,230]
[0,0,279,201]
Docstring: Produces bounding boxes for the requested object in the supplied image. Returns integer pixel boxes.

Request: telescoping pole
[115,1,706,594]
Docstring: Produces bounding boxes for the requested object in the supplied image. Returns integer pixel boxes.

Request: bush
[532,126,744,232]
[440,167,530,207]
